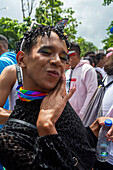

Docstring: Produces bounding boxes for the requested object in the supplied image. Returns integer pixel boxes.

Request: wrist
[37,117,57,136]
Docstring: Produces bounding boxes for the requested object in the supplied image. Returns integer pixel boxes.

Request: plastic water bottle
[96,119,112,162]
[0,163,3,170]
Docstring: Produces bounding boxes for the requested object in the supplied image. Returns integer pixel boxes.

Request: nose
[50,53,62,67]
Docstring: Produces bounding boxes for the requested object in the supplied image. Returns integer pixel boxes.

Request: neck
[22,74,50,93]
[16,85,48,102]
[71,58,80,69]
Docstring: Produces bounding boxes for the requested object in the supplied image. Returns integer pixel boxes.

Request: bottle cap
[105,119,112,126]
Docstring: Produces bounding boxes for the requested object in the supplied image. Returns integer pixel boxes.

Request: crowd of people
[0,21,113,170]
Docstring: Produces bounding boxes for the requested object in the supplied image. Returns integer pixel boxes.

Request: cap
[105,119,112,126]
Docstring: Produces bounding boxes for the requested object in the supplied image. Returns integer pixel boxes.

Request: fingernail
[70,87,76,92]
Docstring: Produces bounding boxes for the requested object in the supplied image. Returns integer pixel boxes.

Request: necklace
[16,85,48,102]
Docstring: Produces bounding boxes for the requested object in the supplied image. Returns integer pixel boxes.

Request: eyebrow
[38,45,53,51]
[38,45,67,55]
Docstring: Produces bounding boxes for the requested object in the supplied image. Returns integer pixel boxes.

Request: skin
[0,40,13,124]
[0,31,113,142]
[17,31,76,136]
[17,32,68,92]
[0,65,16,124]
[0,41,8,56]
[96,57,106,68]
[16,31,113,140]
[70,52,80,69]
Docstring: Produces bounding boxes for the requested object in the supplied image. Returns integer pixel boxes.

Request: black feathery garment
[0,99,97,170]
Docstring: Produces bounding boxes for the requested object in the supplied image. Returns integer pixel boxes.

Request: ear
[16,51,26,68]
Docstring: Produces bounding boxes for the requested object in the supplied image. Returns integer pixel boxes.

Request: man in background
[0,34,17,110]
[66,42,98,123]
[95,53,106,85]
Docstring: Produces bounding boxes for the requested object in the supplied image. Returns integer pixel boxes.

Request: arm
[90,117,113,141]
[79,68,98,120]
[0,65,16,124]
[0,75,77,169]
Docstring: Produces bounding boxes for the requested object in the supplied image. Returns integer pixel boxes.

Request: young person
[66,43,98,122]
[94,51,113,170]
[0,23,113,170]
[95,53,106,85]
[0,34,17,170]
[0,64,22,124]
[0,34,17,110]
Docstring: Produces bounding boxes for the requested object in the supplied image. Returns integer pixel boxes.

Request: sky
[0,0,113,49]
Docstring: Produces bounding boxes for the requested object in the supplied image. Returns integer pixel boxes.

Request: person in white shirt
[94,49,113,170]
[66,42,98,122]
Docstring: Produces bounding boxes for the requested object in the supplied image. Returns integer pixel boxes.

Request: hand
[105,118,113,142]
[90,117,113,141]
[37,74,76,136]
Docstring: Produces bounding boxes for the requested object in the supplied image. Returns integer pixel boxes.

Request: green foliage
[102,0,113,49]
[35,0,79,41]
[0,17,32,51]
[103,0,113,5]
[77,37,98,57]
[35,0,63,25]
[0,0,97,53]
[102,21,113,50]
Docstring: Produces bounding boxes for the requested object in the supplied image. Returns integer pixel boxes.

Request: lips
[47,70,60,78]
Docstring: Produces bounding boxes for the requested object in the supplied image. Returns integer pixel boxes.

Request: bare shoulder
[0,64,17,86]
[3,64,16,74]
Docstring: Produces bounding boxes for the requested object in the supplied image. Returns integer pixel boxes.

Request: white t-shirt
[95,67,106,78]
[101,75,113,165]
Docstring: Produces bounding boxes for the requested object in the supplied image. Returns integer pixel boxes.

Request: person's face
[0,42,8,55]
[65,59,71,71]
[70,53,78,69]
[21,31,68,92]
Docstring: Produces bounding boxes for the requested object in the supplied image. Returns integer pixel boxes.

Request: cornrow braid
[16,25,70,54]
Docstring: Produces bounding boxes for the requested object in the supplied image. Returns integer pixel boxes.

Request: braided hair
[16,25,70,54]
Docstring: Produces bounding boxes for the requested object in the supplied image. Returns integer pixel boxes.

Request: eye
[38,48,52,56]
[41,51,51,55]
[60,54,69,62]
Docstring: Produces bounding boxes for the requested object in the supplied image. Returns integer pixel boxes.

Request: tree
[103,0,113,5]
[21,0,37,20]
[77,37,98,57]
[0,17,31,51]
[35,0,80,41]
[0,0,97,53]
[102,21,113,50]
[0,16,97,54]
[102,0,113,49]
